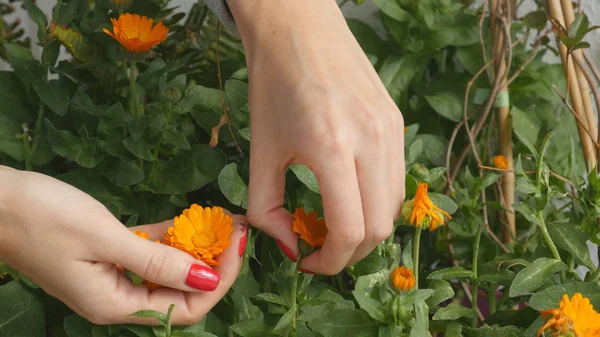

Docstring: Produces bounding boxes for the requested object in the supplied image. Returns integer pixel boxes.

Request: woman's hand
[0,166,247,325]
[227,0,405,275]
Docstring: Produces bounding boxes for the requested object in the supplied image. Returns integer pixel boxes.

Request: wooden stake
[490,0,515,242]
[546,0,596,169]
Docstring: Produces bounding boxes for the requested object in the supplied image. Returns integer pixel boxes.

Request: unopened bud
[409,163,429,181]
[161,87,182,104]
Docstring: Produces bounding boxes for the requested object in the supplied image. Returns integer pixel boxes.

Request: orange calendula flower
[103,13,168,53]
[538,293,600,337]
[390,266,415,292]
[493,155,508,170]
[164,204,233,266]
[134,231,150,240]
[292,207,328,248]
[401,182,451,231]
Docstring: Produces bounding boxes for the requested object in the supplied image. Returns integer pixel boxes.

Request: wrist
[0,166,18,260]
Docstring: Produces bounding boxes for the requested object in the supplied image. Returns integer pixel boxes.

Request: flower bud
[161,87,182,104]
[110,0,132,11]
[409,163,429,181]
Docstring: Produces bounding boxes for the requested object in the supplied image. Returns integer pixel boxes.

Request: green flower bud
[401,199,414,223]
[409,163,429,181]
[161,87,182,104]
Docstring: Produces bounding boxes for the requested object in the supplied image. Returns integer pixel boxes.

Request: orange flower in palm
[164,204,233,266]
[292,207,328,248]
[390,266,415,292]
[402,182,451,231]
[103,13,168,53]
[538,293,600,337]
[493,155,508,170]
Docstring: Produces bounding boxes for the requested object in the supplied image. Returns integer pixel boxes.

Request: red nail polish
[239,227,248,257]
[185,264,220,291]
[276,239,298,262]
[299,268,314,275]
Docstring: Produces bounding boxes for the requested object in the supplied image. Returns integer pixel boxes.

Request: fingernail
[239,227,248,257]
[186,264,220,291]
[276,239,298,262]
[299,268,314,275]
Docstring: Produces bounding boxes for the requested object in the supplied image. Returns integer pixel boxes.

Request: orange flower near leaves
[292,207,328,248]
[493,155,508,170]
[103,13,168,53]
[133,231,149,240]
[390,266,415,292]
[538,293,600,337]
[164,204,233,266]
[403,182,451,231]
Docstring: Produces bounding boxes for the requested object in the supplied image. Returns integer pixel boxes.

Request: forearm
[0,166,18,260]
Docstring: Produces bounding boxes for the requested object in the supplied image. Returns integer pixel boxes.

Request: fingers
[392,112,406,220]
[247,148,298,260]
[102,229,219,293]
[300,156,365,275]
[73,223,247,325]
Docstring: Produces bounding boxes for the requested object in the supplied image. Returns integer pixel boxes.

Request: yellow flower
[402,182,451,231]
[133,231,150,240]
[538,293,600,337]
[164,204,233,266]
[390,266,415,292]
[292,207,328,248]
[102,13,168,53]
[493,155,508,170]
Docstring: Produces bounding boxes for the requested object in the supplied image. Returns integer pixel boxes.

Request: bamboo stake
[546,0,596,169]
[490,0,515,242]
[560,1,598,146]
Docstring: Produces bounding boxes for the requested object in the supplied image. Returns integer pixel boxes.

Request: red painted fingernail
[299,268,314,275]
[276,239,298,262]
[185,264,220,291]
[239,227,248,257]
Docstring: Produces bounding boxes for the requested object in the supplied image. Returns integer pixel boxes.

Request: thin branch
[584,51,600,85]
[553,85,600,149]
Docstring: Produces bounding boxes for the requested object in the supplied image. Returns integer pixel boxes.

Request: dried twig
[553,85,600,149]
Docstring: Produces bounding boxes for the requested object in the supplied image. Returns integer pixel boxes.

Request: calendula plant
[3,0,600,336]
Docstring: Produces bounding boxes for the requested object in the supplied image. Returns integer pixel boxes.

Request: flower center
[191,230,217,249]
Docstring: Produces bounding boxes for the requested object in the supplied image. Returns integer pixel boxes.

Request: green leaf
[238,128,251,141]
[516,177,541,196]
[522,10,547,30]
[427,266,473,281]
[402,289,435,307]
[509,258,567,297]
[308,308,377,337]
[548,222,594,269]
[514,130,539,160]
[100,158,144,187]
[352,290,387,322]
[353,249,386,276]
[71,91,106,116]
[255,293,288,307]
[372,0,411,22]
[4,44,45,87]
[464,325,521,337]
[218,163,248,209]
[0,281,45,337]
[64,315,93,337]
[229,320,277,337]
[290,164,320,194]
[402,239,413,270]
[23,0,48,41]
[33,80,70,116]
[429,193,458,214]
[122,137,156,161]
[409,301,429,337]
[122,324,155,337]
[432,302,477,320]
[45,119,104,168]
[529,282,600,310]
[130,310,168,327]
[273,307,296,333]
[426,280,455,307]
[140,144,226,194]
[378,54,428,104]
[477,269,515,285]
[179,85,221,112]
[512,202,539,224]
[407,139,423,164]
[163,129,191,150]
[511,106,541,149]
[568,13,588,41]
[425,89,463,122]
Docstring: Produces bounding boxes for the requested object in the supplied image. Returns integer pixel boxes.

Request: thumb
[106,230,220,292]
[247,153,299,261]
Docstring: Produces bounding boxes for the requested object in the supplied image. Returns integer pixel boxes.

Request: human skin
[0,0,405,324]
[227,0,405,274]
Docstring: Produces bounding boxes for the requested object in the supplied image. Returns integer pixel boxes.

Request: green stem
[413,227,422,289]
[537,211,564,281]
[129,60,139,117]
[291,258,301,331]
[589,262,600,282]
[165,304,175,337]
[22,135,32,171]
[31,103,44,154]
[471,224,483,328]
[488,284,497,316]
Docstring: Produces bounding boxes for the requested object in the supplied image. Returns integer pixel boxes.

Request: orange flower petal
[103,13,168,53]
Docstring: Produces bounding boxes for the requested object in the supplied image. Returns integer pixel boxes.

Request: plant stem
[488,284,497,316]
[589,261,600,282]
[291,258,301,331]
[471,223,483,328]
[537,211,564,281]
[129,60,139,117]
[166,304,175,337]
[31,103,44,154]
[22,135,32,171]
[413,227,422,289]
